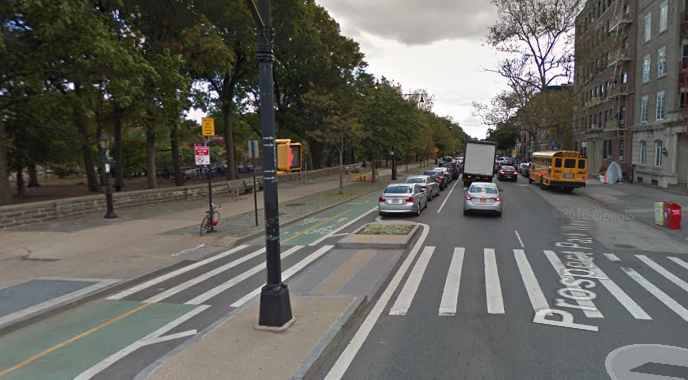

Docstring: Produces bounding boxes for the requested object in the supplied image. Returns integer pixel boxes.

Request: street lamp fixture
[98,134,117,219]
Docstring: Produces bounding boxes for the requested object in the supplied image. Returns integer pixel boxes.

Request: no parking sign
[194,144,210,166]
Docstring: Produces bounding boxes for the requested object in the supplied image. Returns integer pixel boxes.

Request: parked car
[440,161,460,180]
[405,175,440,200]
[423,171,446,190]
[378,183,428,216]
[519,162,530,176]
[497,165,518,181]
[432,167,452,184]
[463,182,502,217]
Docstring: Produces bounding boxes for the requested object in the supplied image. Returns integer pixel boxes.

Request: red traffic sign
[194,145,210,166]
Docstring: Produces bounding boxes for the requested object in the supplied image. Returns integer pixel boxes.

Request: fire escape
[606,1,632,139]
[681,9,688,142]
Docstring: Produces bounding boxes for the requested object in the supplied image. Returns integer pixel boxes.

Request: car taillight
[438,178,443,182]
[406,197,414,202]
[467,175,471,178]
[421,186,426,190]
[513,171,518,175]
[466,195,472,200]
[495,197,501,202]
[378,197,385,202]
[500,171,504,174]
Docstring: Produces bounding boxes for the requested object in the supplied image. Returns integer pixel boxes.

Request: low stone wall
[0,166,347,230]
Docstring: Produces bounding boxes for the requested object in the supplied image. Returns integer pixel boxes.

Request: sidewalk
[578,179,688,241]
[0,164,425,288]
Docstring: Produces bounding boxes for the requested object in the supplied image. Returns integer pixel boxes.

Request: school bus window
[554,158,562,167]
[578,160,586,169]
[564,159,576,168]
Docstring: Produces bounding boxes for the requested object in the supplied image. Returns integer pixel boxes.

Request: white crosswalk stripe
[484,248,505,314]
[389,246,435,316]
[385,246,688,323]
[438,248,465,316]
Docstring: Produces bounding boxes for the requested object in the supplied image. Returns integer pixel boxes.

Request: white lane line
[439,248,465,316]
[143,247,266,304]
[576,254,651,320]
[514,231,525,248]
[437,180,459,214]
[309,207,377,246]
[324,224,430,380]
[74,305,210,380]
[623,267,688,322]
[637,255,688,293]
[0,279,119,328]
[543,250,603,318]
[604,253,621,262]
[513,249,549,314]
[185,245,304,305]
[140,330,197,346]
[484,249,505,314]
[231,245,334,308]
[389,246,435,315]
[669,257,688,271]
[108,245,249,300]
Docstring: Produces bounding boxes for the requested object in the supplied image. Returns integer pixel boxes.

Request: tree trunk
[171,122,183,186]
[0,116,11,205]
[73,87,100,193]
[145,126,157,189]
[15,167,25,195]
[371,155,377,183]
[27,163,39,187]
[338,140,343,194]
[113,103,125,191]
[222,104,237,181]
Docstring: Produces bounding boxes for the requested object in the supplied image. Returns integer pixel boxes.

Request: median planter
[336,222,419,250]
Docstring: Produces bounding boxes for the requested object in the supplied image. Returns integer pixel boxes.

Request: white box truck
[462,141,497,187]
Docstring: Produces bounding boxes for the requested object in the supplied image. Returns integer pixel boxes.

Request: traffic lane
[335,177,688,379]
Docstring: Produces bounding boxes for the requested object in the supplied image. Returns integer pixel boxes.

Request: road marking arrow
[606,344,688,380]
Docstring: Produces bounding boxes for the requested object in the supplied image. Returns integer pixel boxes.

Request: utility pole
[246,0,293,328]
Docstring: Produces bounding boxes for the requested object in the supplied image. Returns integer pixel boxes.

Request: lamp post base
[258,283,293,327]
[104,211,118,219]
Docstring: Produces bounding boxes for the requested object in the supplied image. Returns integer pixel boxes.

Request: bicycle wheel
[200,215,210,236]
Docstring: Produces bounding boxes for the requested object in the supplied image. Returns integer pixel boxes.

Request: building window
[659,1,668,33]
[644,13,652,42]
[640,141,647,165]
[681,90,686,109]
[619,140,625,161]
[655,140,663,167]
[643,55,651,83]
[622,71,628,84]
[620,106,626,125]
[657,91,665,120]
[658,47,667,77]
[641,96,649,123]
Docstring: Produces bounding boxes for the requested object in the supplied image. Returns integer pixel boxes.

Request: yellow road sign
[434,148,439,154]
[201,117,215,136]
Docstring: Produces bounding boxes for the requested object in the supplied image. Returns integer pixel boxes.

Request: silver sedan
[379,183,428,216]
[405,175,440,200]
[463,182,502,217]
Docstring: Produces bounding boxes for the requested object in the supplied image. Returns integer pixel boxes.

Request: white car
[463,182,502,217]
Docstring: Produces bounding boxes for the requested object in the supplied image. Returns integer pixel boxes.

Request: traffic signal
[276,141,302,172]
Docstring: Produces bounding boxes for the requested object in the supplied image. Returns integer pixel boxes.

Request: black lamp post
[98,134,117,219]
[390,150,396,180]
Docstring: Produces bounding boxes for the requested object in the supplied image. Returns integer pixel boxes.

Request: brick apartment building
[574,0,688,188]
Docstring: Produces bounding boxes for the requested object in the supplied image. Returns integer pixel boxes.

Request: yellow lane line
[0,303,150,376]
[282,210,350,244]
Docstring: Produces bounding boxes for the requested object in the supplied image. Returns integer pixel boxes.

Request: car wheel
[497,210,502,217]
[416,204,421,216]
[463,209,469,216]
[428,193,433,201]
[528,177,533,184]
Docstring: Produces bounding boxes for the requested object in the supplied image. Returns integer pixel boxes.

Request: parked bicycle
[200,203,221,236]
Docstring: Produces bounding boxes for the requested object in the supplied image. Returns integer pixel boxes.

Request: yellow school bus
[529,150,587,192]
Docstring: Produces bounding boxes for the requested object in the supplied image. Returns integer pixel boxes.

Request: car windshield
[406,178,424,183]
[502,166,515,171]
[385,185,412,194]
[469,186,498,194]
[424,171,439,176]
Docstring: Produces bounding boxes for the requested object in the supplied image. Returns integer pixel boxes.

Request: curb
[335,224,420,250]
[0,259,193,337]
[0,168,422,337]
[579,192,688,243]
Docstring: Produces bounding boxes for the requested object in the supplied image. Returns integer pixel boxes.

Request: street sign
[208,135,225,143]
[201,117,215,136]
[194,144,210,166]
[606,344,688,380]
[248,140,259,158]
[434,148,439,154]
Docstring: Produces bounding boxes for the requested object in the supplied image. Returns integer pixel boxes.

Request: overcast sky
[188,1,507,139]
[316,0,508,139]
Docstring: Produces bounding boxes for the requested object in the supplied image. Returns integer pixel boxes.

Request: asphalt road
[322,175,688,380]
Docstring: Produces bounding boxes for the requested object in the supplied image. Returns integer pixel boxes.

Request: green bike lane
[249,194,380,246]
[0,300,199,380]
